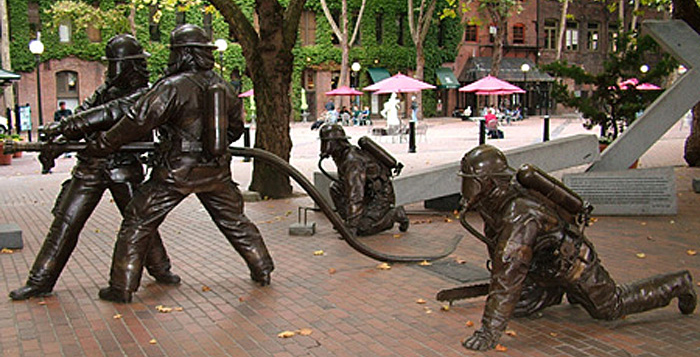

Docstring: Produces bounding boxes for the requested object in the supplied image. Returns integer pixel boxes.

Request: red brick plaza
[1,117,698,356]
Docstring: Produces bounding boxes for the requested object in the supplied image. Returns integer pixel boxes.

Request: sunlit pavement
[1,116,698,356]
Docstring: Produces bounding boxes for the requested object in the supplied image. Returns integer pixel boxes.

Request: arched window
[55,71,79,110]
[513,23,525,44]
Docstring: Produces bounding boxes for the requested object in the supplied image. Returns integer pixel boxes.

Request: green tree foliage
[542,34,675,142]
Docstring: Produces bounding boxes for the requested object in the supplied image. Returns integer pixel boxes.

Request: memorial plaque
[563,167,676,215]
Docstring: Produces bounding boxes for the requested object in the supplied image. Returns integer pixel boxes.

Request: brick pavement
[0,117,698,356]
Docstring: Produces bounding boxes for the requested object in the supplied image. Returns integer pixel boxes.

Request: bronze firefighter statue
[453,145,697,351]
[10,34,180,301]
[318,124,409,236]
[81,24,273,303]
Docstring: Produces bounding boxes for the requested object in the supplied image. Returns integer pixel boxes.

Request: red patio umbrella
[458,75,525,94]
[618,78,661,90]
[363,73,436,94]
[325,85,364,96]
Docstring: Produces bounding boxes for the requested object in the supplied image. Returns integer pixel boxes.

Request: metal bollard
[408,121,416,153]
[479,119,486,145]
[543,115,550,142]
[243,125,251,162]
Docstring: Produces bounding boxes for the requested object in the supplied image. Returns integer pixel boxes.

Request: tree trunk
[555,0,569,61]
[408,0,437,120]
[672,0,700,166]
[489,16,506,76]
[210,0,306,198]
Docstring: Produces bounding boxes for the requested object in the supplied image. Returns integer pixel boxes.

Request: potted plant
[10,134,23,158]
[542,34,674,149]
[0,134,12,165]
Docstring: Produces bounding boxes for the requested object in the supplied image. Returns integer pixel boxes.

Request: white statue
[381,92,401,127]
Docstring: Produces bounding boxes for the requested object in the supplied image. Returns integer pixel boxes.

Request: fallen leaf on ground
[95,229,100,233]
[238,297,245,302]
[277,331,296,338]
[38,301,46,305]
[636,253,646,259]
[155,305,172,313]
[328,268,337,274]
[424,307,432,314]
[202,285,211,292]
[298,328,313,336]
[418,260,432,266]
[149,339,157,344]
[505,330,517,337]
[495,344,508,352]
[313,250,324,256]
[444,218,453,223]
[441,305,450,311]
[416,298,427,304]
[590,217,598,223]
[0,248,13,254]
[646,236,654,240]
[377,263,391,270]
[687,250,697,256]
[453,210,459,218]
[465,320,474,327]
[174,307,184,311]
[393,234,401,238]
[670,220,675,224]
[549,332,558,337]
[285,210,292,216]
[455,259,467,264]
[113,314,122,319]
[640,222,647,226]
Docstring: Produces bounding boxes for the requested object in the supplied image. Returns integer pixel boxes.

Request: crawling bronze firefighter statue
[452,145,697,351]
[318,124,409,236]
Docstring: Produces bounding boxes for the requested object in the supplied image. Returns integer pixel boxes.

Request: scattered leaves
[646,235,654,241]
[670,220,675,224]
[1,248,14,254]
[636,253,646,259]
[239,297,245,302]
[444,217,453,223]
[393,234,402,239]
[455,259,467,265]
[313,250,324,256]
[424,307,432,314]
[38,301,47,305]
[95,229,100,233]
[640,222,647,226]
[549,332,558,337]
[149,339,157,344]
[298,328,313,336]
[155,305,173,313]
[418,260,432,266]
[285,210,292,216]
[416,298,427,304]
[441,305,450,311]
[505,330,517,337]
[377,263,391,270]
[494,344,508,352]
[589,217,598,223]
[202,285,211,292]
[453,210,459,218]
[687,250,697,256]
[465,320,474,327]
[113,314,122,319]
[174,307,184,311]
[328,268,337,275]
[277,331,296,338]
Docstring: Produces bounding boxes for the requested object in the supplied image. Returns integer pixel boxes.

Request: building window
[56,71,79,108]
[587,22,600,51]
[397,13,406,46]
[544,19,557,50]
[300,10,316,46]
[375,13,383,44]
[465,24,477,42]
[565,21,578,51]
[608,24,619,53]
[513,23,525,44]
[86,24,102,43]
[28,2,40,34]
[58,20,72,43]
[303,70,315,90]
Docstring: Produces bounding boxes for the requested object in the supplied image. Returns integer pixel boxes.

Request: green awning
[0,69,20,86]
[367,67,391,83]
[436,67,459,89]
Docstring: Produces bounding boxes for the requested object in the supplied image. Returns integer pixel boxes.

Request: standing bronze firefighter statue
[9,34,180,301]
[451,145,697,351]
[82,24,273,303]
[318,124,409,236]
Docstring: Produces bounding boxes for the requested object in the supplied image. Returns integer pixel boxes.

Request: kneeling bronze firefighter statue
[317,124,410,236]
[441,145,697,351]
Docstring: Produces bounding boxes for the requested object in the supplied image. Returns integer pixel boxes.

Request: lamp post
[29,34,44,128]
[351,61,361,107]
[214,38,228,76]
[640,64,649,74]
[520,63,530,119]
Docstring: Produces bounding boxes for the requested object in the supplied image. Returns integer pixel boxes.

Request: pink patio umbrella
[363,73,436,94]
[618,78,661,90]
[325,85,364,96]
[238,89,254,98]
[458,75,525,94]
